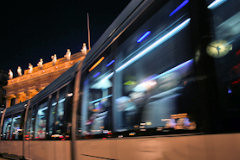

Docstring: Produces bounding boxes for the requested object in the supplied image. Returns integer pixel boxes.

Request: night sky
[2,0,130,75]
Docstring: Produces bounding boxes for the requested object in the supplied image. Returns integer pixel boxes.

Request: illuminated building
[4,44,87,107]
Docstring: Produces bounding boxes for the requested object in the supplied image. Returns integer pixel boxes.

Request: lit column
[6,94,16,108]
[27,89,38,100]
[16,92,27,104]
[6,97,11,108]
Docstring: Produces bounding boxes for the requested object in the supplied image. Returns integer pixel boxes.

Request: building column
[16,92,27,104]
[26,89,38,100]
[6,94,16,108]
[6,97,11,108]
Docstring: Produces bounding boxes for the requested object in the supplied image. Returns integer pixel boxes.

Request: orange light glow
[89,57,105,72]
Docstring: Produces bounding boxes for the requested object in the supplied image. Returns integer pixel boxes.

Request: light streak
[106,60,115,67]
[137,31,151,43]
[89,57,105,72]
[208,0,227,9]
[169,0,189,17]
[116,18,191,72]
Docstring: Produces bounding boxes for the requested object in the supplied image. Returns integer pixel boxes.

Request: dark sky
[2,0,130,74]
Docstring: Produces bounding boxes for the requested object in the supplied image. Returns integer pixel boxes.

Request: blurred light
[208,0,227,9]
[89,95,112,104]
[232,79,240,85]
[89,57,105,72]
[146,122,152,126]
[142,74,157,82]
[134,80,157,92]
[157,127,163,131]
[101,72,114,82]
[236,49,240,56]
[129,132,136,136]
[137,31,151,43]
[169,0,189,17]
[134,125,139,129]
[103,130,109,134]
[228,89,232,94]
[152,59,193,81]
[40,107,48,111]
[124,80,137,86]
[91,72,113,89]
[106,60,115,67]
[67,93,73,97]
[93,72,101,78]
[116,18,191,72]
[58,98,65,103]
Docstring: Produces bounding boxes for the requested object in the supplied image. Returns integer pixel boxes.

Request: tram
[1,0,240,159]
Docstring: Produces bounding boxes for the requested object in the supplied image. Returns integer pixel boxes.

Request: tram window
[55,87,66,135]
[25,108,32,140]
[29,106,37,139]
[207,0,240,131]
[113,1,199,133]
[10,114,23,140]
[64,81,75,138]
[80,56,113,137]
[35,100,48,139]
[48,93,57,137]
[2,117,12,140]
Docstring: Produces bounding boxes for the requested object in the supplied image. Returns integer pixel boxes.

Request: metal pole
[87,13,91,50]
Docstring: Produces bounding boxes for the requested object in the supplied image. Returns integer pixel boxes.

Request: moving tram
[1,0,240,159]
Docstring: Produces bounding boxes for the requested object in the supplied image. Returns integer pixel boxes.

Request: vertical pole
[0,108,6,140]
[23,100,30,158]
[87,13,91,50]
[71,62,82,160]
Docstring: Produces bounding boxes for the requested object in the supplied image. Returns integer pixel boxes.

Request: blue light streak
[208,0,227,9]
[137,31,151,43]
[116,18,191,72]
[169,0,189,17]
[93,72,101,78]
[106,60,115,67]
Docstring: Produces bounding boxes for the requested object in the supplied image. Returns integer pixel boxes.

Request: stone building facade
[4,46,87,108]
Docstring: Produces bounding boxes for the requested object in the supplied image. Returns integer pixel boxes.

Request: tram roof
[5,101,27,117]
[82,0,154,72]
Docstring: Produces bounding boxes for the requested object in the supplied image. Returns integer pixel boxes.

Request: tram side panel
[25,141,71,160]
[0,141,23,157]
[75,139,117,160]
[115,134,240,160]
